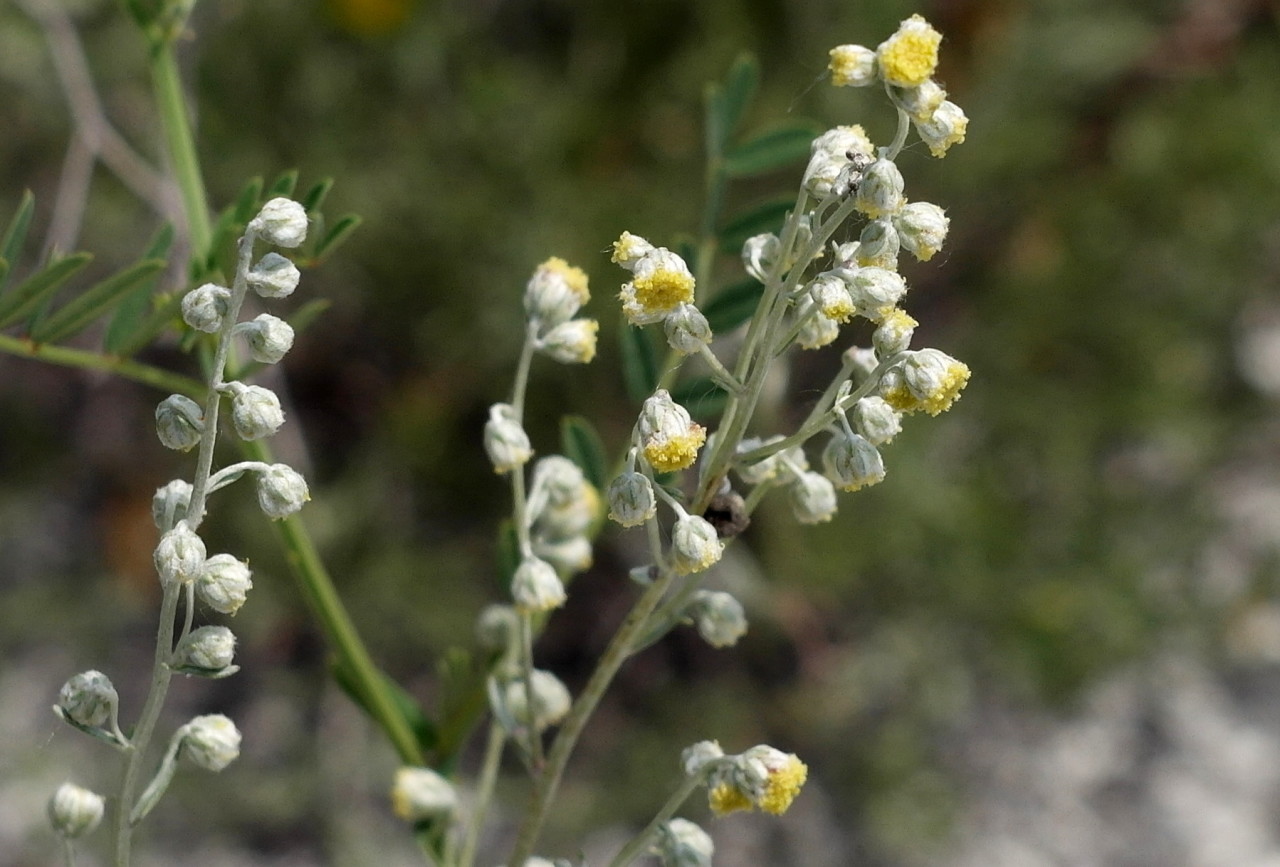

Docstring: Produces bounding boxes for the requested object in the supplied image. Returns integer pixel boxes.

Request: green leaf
[232,176,265,224]
[723,121,823,177]
[561,415,609,491]
[0,190,35,295]
[0,253,93,331]
[331,659,437,754]
[267,169,299,198]
[110,291,184,358]
[31,259,166,344]
[203,177,263,278]
[620,320,661,403]
[301,177,334,213]
[496,519,520,591]
[670,377,729,421]
[718,197,794,254]
[705,53,760,158]
[433,648,491,769]
[702,278,765,334]
[105,226,174,353]
[314,213,362,260]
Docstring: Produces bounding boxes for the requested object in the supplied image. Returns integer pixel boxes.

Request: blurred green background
[3,0,1280,864]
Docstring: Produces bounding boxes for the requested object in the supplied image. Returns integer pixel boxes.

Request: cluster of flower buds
[524,257,599,364]
[681,740,808,817]
[488,668,573,739]
[829,13,968,158]
[612,233,713,356]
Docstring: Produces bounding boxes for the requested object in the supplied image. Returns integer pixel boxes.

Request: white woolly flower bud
[822,432,885,492]
[914,100,968,158]
[476,604,519,653]
[256,463,310,519]
[802,149,848,199]
[525,257,590,327]
[248,197,308,248]
[607,472,657,527]
[247,252,301,299]
[532,536,593,574]
[664,303,712,354]
[890,79,947,120]
[152,479,193,530]
[538,318,598,364]
[529,455,590,514]
[48,783,105,839]
[789,471,838,524]
[57,670,118,729]
[655,818,715,867]
[873,308,918,357]
[196,554,253,615]
[811,125,875,160]
[844,346,880,380]
[854,158,905,218]
[494,669,572,734]
[511,556,567,613]
[638,390,706,473]
[734,436,786,486]
[877,13,943,88]
[846,267,907,320]
[741,233,779,283]
[155,394,204,451]
[795,298,840,350]
[856,219,900,270]
[173,625,237,673]
[391,767,458,822]
[851,396,903,445]
[484,403,533,474]
[178,714,241,771]
[155,521,207,586]
[690,590,747,648]
[828,44,877,87]
[610,231,655,271]
[879,348,971,416]
[894,201,949,261]
[808,272,855,324]
[240,313,295,364]
[681,740,725,776]
[181,283,231,333]
[671,513,723,575]
[226,382,285,440]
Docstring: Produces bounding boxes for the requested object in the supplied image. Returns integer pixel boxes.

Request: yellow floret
[709,783,753,817]
[878,14,942,88]
[643,427,706,473]
[919,361,970,415]
[759,754,808,815]
[541,256,590,304]
[630,269,696,315]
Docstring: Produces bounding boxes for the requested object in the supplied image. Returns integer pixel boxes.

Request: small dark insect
[703,489,750,539]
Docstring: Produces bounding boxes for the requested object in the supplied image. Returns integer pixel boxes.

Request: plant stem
[147,39,210,259]
[0,335,203,395]
[459,721,506,867]
[606,769,706,867]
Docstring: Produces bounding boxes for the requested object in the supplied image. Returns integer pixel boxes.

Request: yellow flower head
[637,390,706,472]
[877,14,942,88]
[707,746,809,816]
[881,348,971,416]
[828,44,877,87]
[709,783,753,817]
[611,231,655,270]
[540,257,589,304]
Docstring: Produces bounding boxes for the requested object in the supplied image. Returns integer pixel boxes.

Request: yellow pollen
[759,755,808,815]
[920,362,970,416]
[643,427,706,473]
[709,784,752,817]
[631,269,695,315]
[879,16,942,88]
[541,257,590,304]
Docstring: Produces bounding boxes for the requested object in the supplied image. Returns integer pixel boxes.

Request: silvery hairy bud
[671,513,723,575]
[607,471,657,527]
[894,201,949,261]
[56,670,118,729]
[226,382,285,440]
[248,197,308,248]
[178,714,242,771]
[873,309,918,357]
[247,252,301,299]
[857,219,900,270]
[172,625,237,674]
[681,740,725,776]
[155,521,206,586]
[850,396,903,445]
[195,554,253,615]
[741,233,779,283]
[538,319,598,364]
[47,783,105,839]
[484,403,533,474]
[689,590,747,648]
[846,266,907,319]
[155,394,204,451]
[475,604,519,653]
[511,556,567,614]
[854,158,905,218]
[152,479,193,530]
[492,669,572,734]
[789,471,837,524]
[240,313,295,364]
[654,818,715,867]
[664,303,712,354]
[525,256,590,326]
[256,463,310,519]
[391,767,458,822]
[181,283,231,333]
[822,431,885,492]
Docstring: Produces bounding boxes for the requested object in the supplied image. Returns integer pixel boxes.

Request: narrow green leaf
[104,226,174,353]
[723,121,823,177]
[232,177,265,224]
[267,169,299,198]
[561,415,609,491]
[0,190,36,295]
[718,197,794,254]
[331,660,437,753]
[0,253,93,330]
[620,321,661,403]
[705,53,760,158]
[32,259,166,344]
[670,377,729,421]
[0,259,9,289]
[702,278,765,334]
[433,648,490,768]
[314,213,362,260]
[111,291,184,358]
[301,177,334,213]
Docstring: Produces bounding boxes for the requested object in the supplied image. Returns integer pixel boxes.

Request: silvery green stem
[519,612,544,768]
[606,768,709,867]
[458,720,506,867]
[128,728,182,825]
[883,101,911,162]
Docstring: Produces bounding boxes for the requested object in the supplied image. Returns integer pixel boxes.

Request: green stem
[459,721,506,867]
[147,39,211,258]
[0,335,203,395]
[606,769,707,867]
[506,566,681,865]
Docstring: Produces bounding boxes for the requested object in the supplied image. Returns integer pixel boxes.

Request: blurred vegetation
[2,0,1279,863]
